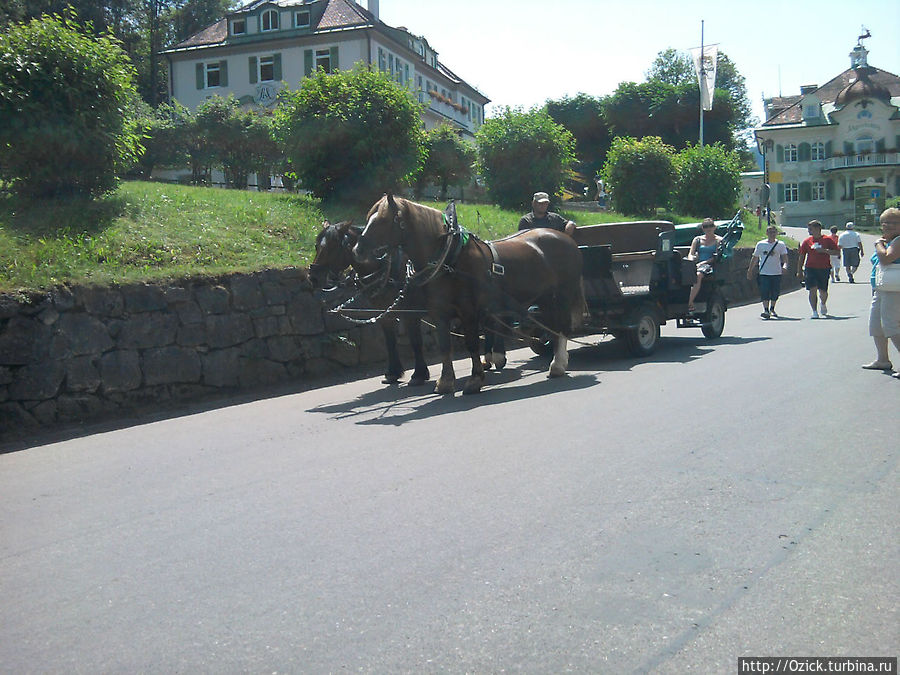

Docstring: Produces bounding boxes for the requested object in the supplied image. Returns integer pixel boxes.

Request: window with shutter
[798,142,810,162]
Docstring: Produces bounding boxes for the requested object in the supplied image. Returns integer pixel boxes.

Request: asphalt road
[1,230,897,673]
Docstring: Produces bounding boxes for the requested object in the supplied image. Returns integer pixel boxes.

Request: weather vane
[857,26,871,46]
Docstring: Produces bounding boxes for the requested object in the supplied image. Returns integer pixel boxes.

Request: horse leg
[491,333,507,370]
[548,334,569,378]
[462,320,485,395]
[406,317,430,386]
[434,319,456,395]
[380,318,404,384]
[482,330,494,369]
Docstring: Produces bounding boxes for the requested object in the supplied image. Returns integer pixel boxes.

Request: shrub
[414,124,475,199]
[0,13,143,199]
[476,106,575,210]
[273,65,425,204]
[672,143,742,217]
[602,136,675,216]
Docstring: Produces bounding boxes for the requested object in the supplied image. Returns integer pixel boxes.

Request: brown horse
[309,221,430,386]
[353,195,584,395]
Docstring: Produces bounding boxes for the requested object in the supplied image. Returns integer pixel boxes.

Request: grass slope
[0,181,752,293]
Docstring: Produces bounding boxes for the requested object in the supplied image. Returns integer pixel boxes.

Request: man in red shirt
[797,220,839,318]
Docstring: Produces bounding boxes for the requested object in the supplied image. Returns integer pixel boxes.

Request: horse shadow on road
[306,333,771,426]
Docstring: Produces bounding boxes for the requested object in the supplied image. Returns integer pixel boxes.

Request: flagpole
[699,20,704,147]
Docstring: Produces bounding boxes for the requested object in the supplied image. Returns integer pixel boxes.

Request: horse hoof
[548,365,566,378]
[434,381,455,395]
[481,359,493,370]
[408,375,428,387]
[492,353,507,370]
[382,375,401,384]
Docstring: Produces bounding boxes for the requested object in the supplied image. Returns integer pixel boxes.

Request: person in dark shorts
[797,220,839,318]
[518,192,576,236]
[837,221,864,283]
[747,225,790,318]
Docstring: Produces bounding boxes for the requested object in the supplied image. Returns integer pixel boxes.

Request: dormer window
[294,10,310,28]
[231,18,246,35]
[803,103,819,119]
[261,9,279,31]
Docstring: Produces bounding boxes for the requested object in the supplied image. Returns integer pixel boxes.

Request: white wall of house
[168,32,486,138]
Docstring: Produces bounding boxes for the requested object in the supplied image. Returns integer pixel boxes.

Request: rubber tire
[701,292,726,339]
[625,304,661,357]
[529,334,555,357]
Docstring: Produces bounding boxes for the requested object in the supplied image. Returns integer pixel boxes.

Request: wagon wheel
[701,292,726,339]
[625,302,661,357]
[529,332,555,357]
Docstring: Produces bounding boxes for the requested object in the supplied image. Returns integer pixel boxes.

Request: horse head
[354,193,446,270]
[308,220,360,289]
[353,193,404,264]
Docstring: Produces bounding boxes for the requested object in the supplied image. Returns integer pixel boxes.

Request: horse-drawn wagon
[524,214,744,356]
[310,196,742,394]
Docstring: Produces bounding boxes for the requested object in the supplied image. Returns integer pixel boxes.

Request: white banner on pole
[691,43,718,111]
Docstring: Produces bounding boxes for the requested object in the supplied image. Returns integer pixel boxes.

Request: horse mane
[370,194,446,241]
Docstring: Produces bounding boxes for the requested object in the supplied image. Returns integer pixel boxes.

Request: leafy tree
[545,93,612,178]
[475,106,576,210]
[0,13,143,199]
[646,47,694,86]
[414,124,475,199]
[273,65,425,204]
[672,143,742,217]
[132,100,189,177]
[601,136,675,216]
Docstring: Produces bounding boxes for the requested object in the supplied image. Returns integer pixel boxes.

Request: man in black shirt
[518,192,576,236]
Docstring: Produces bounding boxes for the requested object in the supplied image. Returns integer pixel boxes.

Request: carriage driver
[518,192,576,237]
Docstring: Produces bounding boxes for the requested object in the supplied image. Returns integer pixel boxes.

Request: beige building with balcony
[755,40,900,228]
[161,0,489,141]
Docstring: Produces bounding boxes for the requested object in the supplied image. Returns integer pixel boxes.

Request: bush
[672,143,742,217]
[195,95,280,189]
[414,124,475,199]
[602,136,675,216]
[0,13,143,199]
[476,106,575,210]
[273,65,425,204]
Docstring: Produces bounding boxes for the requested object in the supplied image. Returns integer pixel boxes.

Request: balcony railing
[823,152,900,171]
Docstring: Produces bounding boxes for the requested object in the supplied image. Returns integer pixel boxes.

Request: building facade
[161,0,489,141]
[755,40,900,228]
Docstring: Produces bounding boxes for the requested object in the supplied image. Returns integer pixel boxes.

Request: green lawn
[0,181,757,293]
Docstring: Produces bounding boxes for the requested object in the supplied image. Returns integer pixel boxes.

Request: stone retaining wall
[0,268,431,439]
[0,248,798,440]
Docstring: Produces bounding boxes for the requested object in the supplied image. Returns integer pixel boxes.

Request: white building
[754,38,900,228]
[161,0,489,141]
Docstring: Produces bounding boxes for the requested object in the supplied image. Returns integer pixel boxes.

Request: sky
[374,0,900,129]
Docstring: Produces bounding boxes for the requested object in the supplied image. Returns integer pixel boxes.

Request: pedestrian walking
[837,221,864,283]
[747,225,790,318]
[797,220,839,318]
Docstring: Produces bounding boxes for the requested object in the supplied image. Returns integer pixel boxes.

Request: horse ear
[386,193,399,213]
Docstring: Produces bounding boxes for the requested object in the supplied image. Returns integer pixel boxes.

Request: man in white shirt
[747,225,790,319]
[837,221,864,283]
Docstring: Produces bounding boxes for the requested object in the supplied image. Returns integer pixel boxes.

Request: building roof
[762,65,900,126]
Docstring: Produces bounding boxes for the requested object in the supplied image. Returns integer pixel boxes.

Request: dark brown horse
[309,220,430,386]
[353,195,584,395]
